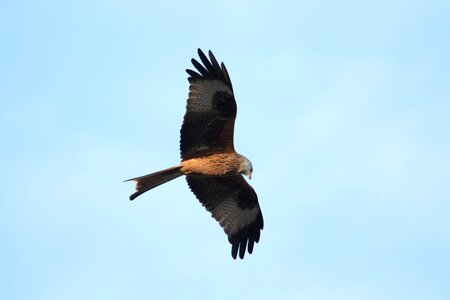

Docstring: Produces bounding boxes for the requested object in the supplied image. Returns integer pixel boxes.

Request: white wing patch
[214,196,260,236]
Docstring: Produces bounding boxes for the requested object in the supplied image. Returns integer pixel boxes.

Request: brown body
[181,152,246,177]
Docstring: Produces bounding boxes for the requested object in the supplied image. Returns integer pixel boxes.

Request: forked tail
[125,165,183,200]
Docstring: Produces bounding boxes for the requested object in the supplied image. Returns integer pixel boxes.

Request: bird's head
[239,155,253,180]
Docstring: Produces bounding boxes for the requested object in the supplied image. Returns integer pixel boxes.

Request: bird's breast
[180,153,242,176]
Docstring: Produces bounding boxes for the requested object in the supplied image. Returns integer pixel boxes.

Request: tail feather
[126,165,183,200]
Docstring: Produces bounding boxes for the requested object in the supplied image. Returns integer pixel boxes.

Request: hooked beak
[248,171,252,180]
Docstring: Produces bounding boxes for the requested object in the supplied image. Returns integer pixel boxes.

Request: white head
[239,155,253,179]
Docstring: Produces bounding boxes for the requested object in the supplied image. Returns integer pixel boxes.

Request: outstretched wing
[186,175,264,259]
[180,49,237,160]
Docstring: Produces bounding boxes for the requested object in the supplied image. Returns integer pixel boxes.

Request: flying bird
[126,49,263,259]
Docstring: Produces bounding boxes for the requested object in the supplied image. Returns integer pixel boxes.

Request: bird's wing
[181,49,237,160]
[186,175,264,259]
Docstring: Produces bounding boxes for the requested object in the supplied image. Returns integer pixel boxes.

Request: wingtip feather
[231,243,239,259]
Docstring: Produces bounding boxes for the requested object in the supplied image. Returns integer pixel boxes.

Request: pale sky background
[1,0,449,299]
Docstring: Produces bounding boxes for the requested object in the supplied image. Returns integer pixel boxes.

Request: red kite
[126,49,263,259]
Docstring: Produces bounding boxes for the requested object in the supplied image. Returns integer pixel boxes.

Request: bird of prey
[126,49,263,259]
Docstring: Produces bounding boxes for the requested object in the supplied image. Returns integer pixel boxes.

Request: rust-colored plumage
[126,49,263,259]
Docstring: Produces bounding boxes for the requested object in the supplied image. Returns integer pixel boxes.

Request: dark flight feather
[186,175,264,259]
[180,49,237,160]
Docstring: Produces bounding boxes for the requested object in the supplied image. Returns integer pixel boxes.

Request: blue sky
[1,0,449,299]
